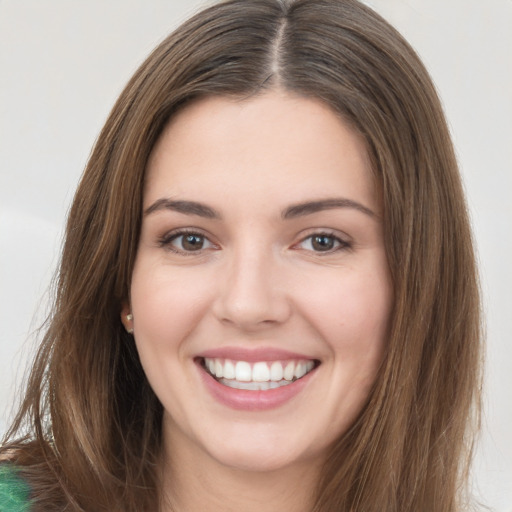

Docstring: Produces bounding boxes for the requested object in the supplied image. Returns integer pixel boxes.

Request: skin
[122,90,393,512]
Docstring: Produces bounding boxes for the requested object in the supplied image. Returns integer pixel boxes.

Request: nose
[212,247,292,331]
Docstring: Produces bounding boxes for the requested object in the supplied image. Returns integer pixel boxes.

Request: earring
[125,313,134,334]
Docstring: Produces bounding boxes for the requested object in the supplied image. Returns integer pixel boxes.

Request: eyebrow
[144,199,221,219]
[282,198,376,219]
[144,197,376,220]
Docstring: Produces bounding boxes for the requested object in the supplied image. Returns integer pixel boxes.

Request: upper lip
[197,346,317,362]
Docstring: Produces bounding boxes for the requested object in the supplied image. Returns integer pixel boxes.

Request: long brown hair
[1,1,482,510]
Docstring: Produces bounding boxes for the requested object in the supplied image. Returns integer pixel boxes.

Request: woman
[0,0,482,511]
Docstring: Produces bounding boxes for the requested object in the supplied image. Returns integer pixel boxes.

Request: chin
[207,443,310,473]
[192,422,320,474]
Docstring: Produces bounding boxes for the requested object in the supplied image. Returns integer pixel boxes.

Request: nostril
[212,291,292,329]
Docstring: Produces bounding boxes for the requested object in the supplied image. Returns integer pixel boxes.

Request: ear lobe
[121,304,134,334]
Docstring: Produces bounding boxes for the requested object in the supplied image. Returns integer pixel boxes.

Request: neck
[159,427,321,512]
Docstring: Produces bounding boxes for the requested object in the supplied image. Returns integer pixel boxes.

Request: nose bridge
[213,238,290,329]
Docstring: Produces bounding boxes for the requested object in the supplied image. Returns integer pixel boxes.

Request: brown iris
[181,234,205,251]
[311,235,335,251]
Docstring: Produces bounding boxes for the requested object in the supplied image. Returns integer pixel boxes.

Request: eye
[160,230,215,254]
[297,233,349,253]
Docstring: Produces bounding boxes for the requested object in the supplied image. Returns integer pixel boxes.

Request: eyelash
[158,229,351,255]
[294,231,351,253]
[158,229,215,255]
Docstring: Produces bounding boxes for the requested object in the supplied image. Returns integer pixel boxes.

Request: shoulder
[0,465,31,512]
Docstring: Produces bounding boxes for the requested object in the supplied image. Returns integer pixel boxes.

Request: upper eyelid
[296,228,351,243]
[160,227,211,241]
[159,228,212,244]
[297,233,349,245]
[292,231,353,253]
[158,230,218,256]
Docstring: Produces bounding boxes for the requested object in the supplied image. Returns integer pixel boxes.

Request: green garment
[0,465,31,512]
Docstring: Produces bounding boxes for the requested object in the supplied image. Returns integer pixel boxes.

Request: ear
[121,303,134,334]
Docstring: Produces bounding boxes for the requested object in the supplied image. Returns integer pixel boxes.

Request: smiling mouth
[200,357,319,391]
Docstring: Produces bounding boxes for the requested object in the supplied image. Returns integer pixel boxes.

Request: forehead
[144,91,376,214]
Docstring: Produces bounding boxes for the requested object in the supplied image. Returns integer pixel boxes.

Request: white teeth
[252,362,270,382]
[224,359,235,379]
[218,378,292,390]
[284,361,295,381]
[203,357,316,387]
[270,361,283,381]
[215,359,223,378]
[294,362,305,379]
[235,361,252,382]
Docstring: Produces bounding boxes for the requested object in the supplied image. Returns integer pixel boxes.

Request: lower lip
[197,360,316,411]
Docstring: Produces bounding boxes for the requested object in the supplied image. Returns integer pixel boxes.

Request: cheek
[129,264,214,354]
[300,264,392,359]
[128,265,216,419]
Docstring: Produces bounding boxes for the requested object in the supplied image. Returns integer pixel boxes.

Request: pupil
[312,235,334,251]
[183,235,203,251]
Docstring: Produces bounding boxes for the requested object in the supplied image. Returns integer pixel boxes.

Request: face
[123,91,392,474]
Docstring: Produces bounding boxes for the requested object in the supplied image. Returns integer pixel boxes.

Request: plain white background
[0,0,510,509]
